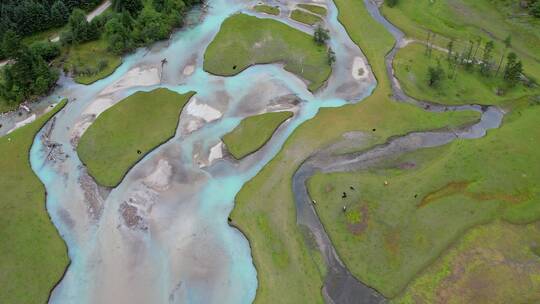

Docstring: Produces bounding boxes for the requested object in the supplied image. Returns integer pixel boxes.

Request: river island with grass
[0,0,539,303]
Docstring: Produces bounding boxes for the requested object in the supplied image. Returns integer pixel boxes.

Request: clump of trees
[0,0,103,59]
[0,0,203,108]
[314,25,329,45]
[61,8,101,45]
[523,0,540,17]
[313,25,335,66]
[104,0,201,54]
[428,62,444,87]
[0,31,58,104]
[503,52,523,86]
[425,33,524,90]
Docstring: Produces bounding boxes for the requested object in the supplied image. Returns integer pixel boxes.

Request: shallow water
[29,0,376,303]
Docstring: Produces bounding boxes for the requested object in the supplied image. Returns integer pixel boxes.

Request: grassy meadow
[308,100,540,297]
[297,4,327,16]
[77,89,194,187]
[290,9,322,26]
[393,221,540,303]
[0,101,68,304]
[381,0,540,80]
[295,0,540,301]
[254,4,280,15]
[223,111,293,159]
[230,0,481,302]
[394,42,538,105]
[63,38,122,85]
[203,13,331,91]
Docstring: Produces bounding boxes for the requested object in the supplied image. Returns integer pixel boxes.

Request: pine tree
[503,52,523,87]
[447,39,454,62]
[2,29,21,58]
[69,9,89,43]
[480,41,494,76]
[112,0,144,16]
[428,62,445,87]
[51,1,69,27]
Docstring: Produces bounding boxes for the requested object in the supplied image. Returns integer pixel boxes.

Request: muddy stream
[21,0,382,303]
[290,1,504,303]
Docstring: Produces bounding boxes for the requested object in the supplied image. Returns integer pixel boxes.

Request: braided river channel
[19,0,504,302]
[27,0,379,302]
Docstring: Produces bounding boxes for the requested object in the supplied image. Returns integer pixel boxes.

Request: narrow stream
[27,0,378,303]
[291,1,505,303]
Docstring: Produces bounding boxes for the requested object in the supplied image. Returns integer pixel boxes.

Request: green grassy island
[254,4,280,15]
[223,111,293,159]
[290,9,323,26]
[297,4,327,16]
[203,13,331,92]
[77,88,194,187]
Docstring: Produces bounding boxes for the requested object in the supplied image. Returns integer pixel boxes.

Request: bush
[314,25,329,46]
[531,2,540,18]
[98,59,109,71]
[67,9,100,45]
[327,48,336,65]
[386,0,398,7]
[105,15,134,54]
[427,64,444,87]
[133,7,170,44]
[30,42,61,61]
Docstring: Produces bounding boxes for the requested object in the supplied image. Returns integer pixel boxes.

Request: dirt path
[50,0,111,42]
[86,0,112,21]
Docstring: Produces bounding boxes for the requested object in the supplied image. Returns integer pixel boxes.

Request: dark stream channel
[291,1,504,303]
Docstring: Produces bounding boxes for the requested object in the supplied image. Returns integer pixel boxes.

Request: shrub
[386,0,398,8]
[314,25,329,45]
[30,42,61,61]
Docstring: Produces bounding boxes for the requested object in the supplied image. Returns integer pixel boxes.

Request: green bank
[0,100,68,304]
[230,0,480,302]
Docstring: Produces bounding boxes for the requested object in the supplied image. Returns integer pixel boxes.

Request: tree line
[102,0,202,55]
[1,0,202,107]
[0,32,59,104]
[426,34,525,91]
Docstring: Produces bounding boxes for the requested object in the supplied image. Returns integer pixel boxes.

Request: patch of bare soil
[119,201,147,231]
[347,204,369,235]
[418,181,528,209]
